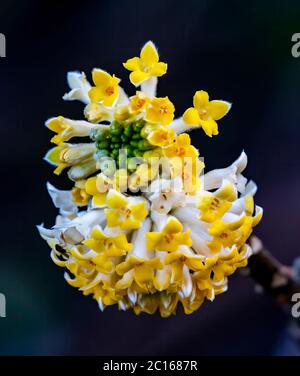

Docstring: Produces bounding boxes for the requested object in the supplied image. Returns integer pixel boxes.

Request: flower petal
[92,69,110,87]
[193,90,209,110]
[151,62,168,76]
[141,41,159,65]
[129,71,150,86]
[199,119,218,137]
[123,57,141,71]
[183,107,201,126]
[208,100,231,120]
[88,87,103,103]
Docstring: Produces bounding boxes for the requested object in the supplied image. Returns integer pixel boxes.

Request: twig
[246,236,300,305]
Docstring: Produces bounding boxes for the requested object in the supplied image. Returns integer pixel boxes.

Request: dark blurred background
[0,0,300,355]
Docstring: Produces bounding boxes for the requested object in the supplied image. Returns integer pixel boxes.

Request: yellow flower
[146,217,192,252]
[114,105,131,122]
[115,255,163,292]
[88,69,120,108]
[159,293,179,317]
[105,190,148,230]
[85,175,108,207]
[210,245,251,282]
[84,225,132,257]
[123,41,167,86]
[162,134,202,192]
[147,126,176,147]
[84,102,111,123]
[92,281,122,308]
[128,164,152,191]
[180,286,206,315]
[145,97,175,126]
[129,91,150,114]
[181,159,204,194]
[183,90,231,137]
[198,181,237,223]
[85,171,129,207]
[71,180,91,206]
[45,142,96,175]
[46,116,94,145]
[164,250,207,272]
[163,133,198,159]
[208,216,254,253]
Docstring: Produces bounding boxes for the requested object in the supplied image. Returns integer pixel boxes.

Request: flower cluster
[38,41,263,317]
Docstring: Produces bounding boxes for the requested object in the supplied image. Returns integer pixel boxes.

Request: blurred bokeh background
[0,0,300,355]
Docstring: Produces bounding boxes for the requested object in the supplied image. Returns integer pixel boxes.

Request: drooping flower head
[39,41,262,317]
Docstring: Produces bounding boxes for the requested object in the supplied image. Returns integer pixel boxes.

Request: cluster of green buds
[90,120,155,174]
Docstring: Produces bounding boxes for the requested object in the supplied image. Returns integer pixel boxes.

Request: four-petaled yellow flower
[105,190,148,230]
[208,216,254,253]
[84,225,132,257]
[146,217,192,252]
[129,91,150,114]
[89,69,120,108]
[46,116,94,145]
[147,126,176,147]
[198,181,236,223]
[163,133,198,159]
[145,97,175,126]
[183,90,231,137]
[123,41,167,86]
[116,255,164,292]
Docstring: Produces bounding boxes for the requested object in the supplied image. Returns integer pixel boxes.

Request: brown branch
[246,236,300,306]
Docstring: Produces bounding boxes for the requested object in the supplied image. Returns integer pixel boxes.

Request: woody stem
[245,236,300,306]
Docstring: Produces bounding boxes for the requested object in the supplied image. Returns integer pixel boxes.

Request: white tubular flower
[39,41,263,317]
[141,77,157,99]
[54,209,106,240]
[115,218,163,293]
[46,182,78,216]
[63,71,92,104]
[147,176,186,214]
[200,151,248,192]
[169,117,201,134]
[45,116,99,145]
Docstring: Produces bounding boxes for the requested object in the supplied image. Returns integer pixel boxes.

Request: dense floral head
[39,41,262,317]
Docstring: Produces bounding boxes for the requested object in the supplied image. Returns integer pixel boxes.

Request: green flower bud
[111,136,120,143]
[121,134,129,142]
[111,149,119,158]
[124,124,133,137]
[110,121,122,135]
[97,140,109,149]
[138,139,152,150]
[130,140,139,147]
[127,145,135,157]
